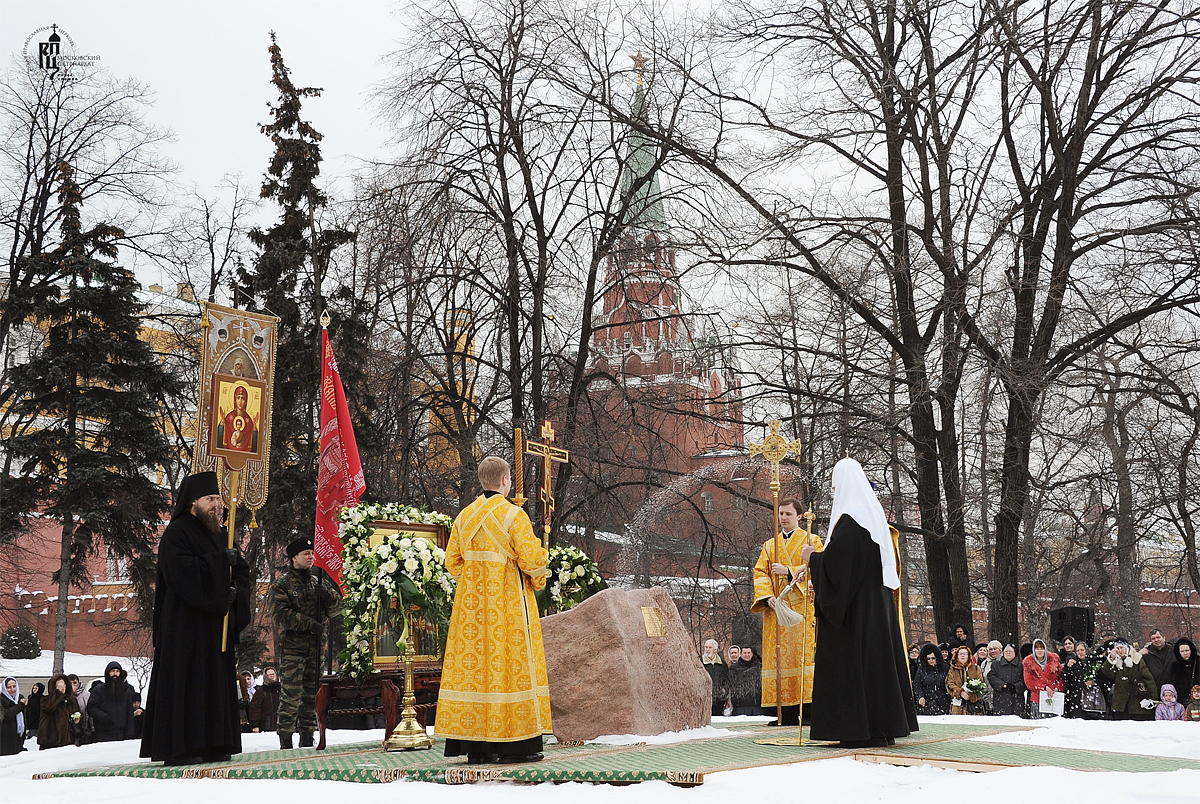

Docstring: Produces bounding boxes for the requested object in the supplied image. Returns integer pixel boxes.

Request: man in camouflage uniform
[270,537,342,749]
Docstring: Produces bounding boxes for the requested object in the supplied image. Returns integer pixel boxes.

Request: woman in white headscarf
[800,458,917,747]
[1,676,27,755]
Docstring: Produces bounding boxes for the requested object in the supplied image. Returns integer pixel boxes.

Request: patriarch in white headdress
[827,457,901,590]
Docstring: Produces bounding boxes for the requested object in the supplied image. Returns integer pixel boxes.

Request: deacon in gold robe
[751,498,823,726]
[435,456,552,764]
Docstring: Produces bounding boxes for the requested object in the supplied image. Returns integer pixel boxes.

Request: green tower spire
[622,51,667,233]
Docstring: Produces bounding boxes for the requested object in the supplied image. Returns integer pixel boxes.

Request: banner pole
[222,467,241,654]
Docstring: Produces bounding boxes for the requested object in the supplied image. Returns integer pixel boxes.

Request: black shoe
[885,737,896,746]
[467,753,499,765]
[495,753,543,764]
[279,733,294,750]
[202,753,231,763]
[298,732,314,748]
[164,755,204,766]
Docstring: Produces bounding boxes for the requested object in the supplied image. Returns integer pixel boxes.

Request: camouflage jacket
[270,566,343,637]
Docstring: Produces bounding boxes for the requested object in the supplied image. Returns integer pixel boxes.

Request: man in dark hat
[269,536,342,749]
[140,472,252,765]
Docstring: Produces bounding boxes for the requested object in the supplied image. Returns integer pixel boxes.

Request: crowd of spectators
[701,639,765,716]
[700,626,1199,724]
[907,627,1200,722]
[1,662,284,756]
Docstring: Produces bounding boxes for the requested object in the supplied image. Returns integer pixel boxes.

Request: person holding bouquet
[946,645,985,714]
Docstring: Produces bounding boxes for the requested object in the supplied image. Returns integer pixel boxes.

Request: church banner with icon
[192,302,279,511]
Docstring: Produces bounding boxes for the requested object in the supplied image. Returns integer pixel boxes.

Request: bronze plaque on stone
[641,606,667,637]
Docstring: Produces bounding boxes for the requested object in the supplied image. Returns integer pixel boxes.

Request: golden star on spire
[631,50,649,85]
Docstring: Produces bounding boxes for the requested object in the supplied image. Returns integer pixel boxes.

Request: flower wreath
[337,502,456,682]
[537,543,606,616]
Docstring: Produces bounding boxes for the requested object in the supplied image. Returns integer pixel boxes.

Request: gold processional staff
[748,420,802,729]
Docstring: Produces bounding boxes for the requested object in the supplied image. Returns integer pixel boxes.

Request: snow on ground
[1,651,150,686]
[958,713,1200,760]
[2,719,1198,804]
[587,725,737,745]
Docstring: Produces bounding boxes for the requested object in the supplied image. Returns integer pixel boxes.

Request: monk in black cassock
[140,471,252,765]
[801,458,918,747]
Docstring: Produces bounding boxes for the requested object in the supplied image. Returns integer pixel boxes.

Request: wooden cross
[747,419,803,726]
[524,420,569,547]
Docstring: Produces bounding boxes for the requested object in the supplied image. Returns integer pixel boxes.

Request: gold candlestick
[384,612,435,751]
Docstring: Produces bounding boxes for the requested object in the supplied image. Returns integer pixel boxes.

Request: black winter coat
[1168,638,1199,698]
[87,662,138,741]
[1,687,25,755]
[25,685,43,732]
[1061,654,1093,716]
[703,660,728,714]
[986,656,1026,716]
[912,645,950,715]
[728,659,762,712]
[1142,642,1175,687]
[248,682,281,732]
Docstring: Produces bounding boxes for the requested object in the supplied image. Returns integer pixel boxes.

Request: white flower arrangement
[539,543,605,615]
[337,502,456,682]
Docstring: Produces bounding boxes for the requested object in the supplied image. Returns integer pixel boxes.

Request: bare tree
[0,64,174,368]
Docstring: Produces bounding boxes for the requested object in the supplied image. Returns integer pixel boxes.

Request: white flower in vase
[404,558,419,573]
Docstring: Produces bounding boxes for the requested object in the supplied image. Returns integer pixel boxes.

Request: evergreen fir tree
[235,34,369,598]
[0,161,181,673]
[0,624,41,659]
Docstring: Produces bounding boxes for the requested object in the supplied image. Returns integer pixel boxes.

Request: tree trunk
[990,389,1038,647]
[1105,394,1143,640]
[936,402,975,640]
[53,519,76,674]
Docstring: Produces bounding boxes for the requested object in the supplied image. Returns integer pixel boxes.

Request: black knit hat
[172,472,221,519]
[287,537,314,559]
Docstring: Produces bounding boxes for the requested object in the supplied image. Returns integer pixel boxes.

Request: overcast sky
[2,1,406,283]
[2,0,401,183]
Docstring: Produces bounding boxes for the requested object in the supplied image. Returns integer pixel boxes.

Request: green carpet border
[32,722,1200,785]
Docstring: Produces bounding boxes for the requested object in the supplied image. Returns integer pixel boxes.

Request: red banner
[314,329,365,588]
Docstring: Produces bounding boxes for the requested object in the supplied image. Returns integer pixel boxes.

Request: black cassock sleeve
[809,514,871,630]
[158,522,234,617]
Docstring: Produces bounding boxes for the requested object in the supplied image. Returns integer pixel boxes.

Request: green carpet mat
[33,722,1200,784]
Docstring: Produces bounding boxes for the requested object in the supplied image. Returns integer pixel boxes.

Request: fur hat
[287,537,314,559]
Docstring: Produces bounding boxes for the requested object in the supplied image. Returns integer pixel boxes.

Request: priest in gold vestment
[436,456,552,764]
[751,498,823,726]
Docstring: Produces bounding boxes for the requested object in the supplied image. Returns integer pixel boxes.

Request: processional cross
[524,421,569,547]
[748,420,803,729]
